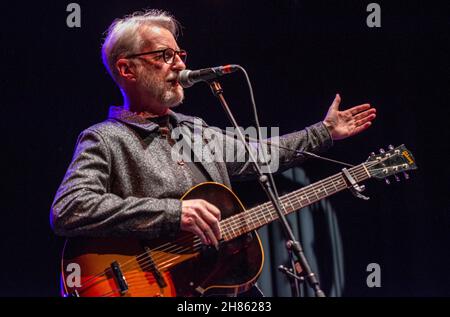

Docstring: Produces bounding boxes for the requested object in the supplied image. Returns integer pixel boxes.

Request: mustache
[166,73,179,82]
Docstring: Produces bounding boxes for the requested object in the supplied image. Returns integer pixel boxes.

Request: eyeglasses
[125,48,187,65]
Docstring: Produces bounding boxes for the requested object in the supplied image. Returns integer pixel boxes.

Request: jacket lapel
[108,106,231,187]
[173,114,230,187]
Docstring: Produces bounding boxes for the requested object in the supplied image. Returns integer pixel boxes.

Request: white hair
[101,9,180,84]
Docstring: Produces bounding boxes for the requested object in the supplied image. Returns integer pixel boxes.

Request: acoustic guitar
[60,145,417,297]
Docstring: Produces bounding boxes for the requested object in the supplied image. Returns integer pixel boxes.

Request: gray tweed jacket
[50,106,332,240]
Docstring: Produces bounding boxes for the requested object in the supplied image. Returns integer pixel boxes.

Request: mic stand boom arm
[208,80,325,297]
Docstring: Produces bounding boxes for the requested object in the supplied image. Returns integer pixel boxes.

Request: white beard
[138,67,184,108]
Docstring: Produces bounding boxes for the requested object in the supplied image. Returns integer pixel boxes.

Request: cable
[179,120,355,168]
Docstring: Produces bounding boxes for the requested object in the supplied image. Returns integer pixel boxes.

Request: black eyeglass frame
[125,48,187,64]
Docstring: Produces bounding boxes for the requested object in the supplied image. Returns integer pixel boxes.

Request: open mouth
[167,78,179,87]
[166,72,182,86]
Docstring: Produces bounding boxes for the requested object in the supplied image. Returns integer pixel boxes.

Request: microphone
[178,65,239,88]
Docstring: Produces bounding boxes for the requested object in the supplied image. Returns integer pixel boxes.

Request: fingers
[350,108,376,137]
[196,216,219,247]
[330,94,342,110]
[202,200,221,221]
[350,103,371,115]
[197,204,221,243]
[353,108,376,121]
[355,112,376,126]
[352,121,372,135]
[181,199,222,247]
[191,225,209,245]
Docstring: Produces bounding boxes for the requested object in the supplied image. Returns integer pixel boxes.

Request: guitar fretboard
[221,163,370,241]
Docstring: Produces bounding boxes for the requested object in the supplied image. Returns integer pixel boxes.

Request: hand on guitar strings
[181,199,222,249]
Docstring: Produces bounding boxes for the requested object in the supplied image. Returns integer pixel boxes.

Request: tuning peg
[388,145,394,151]
[403,172,410,180]
[394,174,401,182]
[367,152,376,161]
[379,148,386,154]
[385,177,391,185]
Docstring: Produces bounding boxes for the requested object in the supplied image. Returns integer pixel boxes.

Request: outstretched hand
[323,94,377,140]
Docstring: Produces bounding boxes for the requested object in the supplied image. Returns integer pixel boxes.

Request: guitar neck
[221,163,371,241]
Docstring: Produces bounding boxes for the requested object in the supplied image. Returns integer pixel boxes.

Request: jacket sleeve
[225,122,333,180]
[50,129,182,239]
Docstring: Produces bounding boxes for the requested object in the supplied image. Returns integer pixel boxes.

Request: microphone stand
[208,80,325,297]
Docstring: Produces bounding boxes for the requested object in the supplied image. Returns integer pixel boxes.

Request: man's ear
[116,58,137,82]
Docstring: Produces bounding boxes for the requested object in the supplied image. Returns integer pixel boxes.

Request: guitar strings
[75,160,384,294]
[76,165,371,294]
[78,170,366,295]
[76,165,370,294]
[90,157,395,296]
[86,167,370,296]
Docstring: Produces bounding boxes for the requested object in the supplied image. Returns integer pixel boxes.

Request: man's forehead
[139,25,178,49]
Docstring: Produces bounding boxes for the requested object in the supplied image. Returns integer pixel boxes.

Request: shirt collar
[107,106,196,132]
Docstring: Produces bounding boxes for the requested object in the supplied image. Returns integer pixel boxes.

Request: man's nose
[171,54,186,71]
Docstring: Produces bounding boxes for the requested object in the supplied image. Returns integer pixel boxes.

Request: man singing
[51,9,376,297]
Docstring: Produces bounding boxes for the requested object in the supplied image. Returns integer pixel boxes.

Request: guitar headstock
[366,144,417,181]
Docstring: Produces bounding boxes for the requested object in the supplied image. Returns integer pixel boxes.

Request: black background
[1,1,449,296]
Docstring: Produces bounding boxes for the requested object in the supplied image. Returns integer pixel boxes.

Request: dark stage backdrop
[1,1,449,296]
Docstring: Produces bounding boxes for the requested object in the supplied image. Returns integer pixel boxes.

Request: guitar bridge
[110,261,129,295]
[144,246,167,289]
